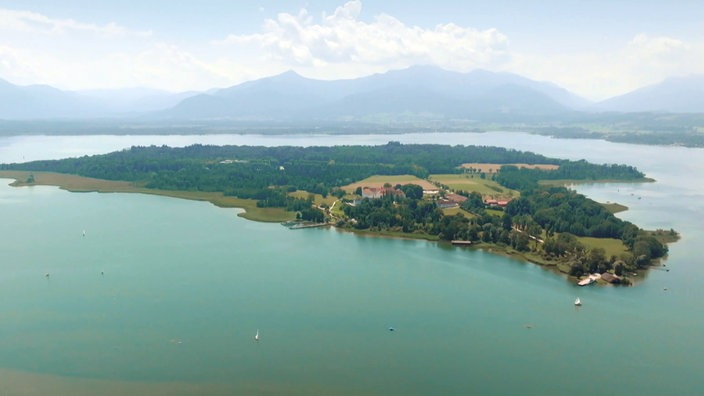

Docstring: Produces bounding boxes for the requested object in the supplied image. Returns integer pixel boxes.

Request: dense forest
[341,186,670,279]
[1,142,668,280]
[1,142,641,191]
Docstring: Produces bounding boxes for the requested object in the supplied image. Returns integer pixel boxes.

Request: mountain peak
[268,70,308,82]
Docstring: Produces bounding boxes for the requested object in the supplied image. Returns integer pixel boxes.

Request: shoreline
[327,225,657,286]
[0,170,672,286]
[0,171,295,223]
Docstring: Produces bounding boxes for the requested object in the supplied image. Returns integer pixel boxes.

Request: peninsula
[0,142,676,285]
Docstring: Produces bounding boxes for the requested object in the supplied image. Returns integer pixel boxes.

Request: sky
[0,0,702,100]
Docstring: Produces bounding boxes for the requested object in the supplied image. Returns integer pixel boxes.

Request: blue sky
[1,0,702,99]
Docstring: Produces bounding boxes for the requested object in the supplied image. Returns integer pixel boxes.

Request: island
[0,142,678,285]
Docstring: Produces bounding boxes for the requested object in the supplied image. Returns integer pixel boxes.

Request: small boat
[254,329,260,341]
[574,297,582,306]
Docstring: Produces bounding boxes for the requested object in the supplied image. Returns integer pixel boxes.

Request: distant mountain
[164,71,360,120]
[597,75,704,113]
[0,79,105,119]
[5,69,704,122]
[0,80,197,119]
[161,66,587,121]
[77,88,199,114]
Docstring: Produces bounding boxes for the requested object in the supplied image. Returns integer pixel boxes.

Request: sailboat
[574,297,582,306]
[254,329,260,341]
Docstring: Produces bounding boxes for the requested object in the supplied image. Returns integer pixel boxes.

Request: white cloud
[216,0,511,79]
[0,8,151,37]
[0,2,701,99]
[0,8,220,91]
[508,34,704,100]
[82,44,232,91]
[628,33,690,57]
[625,33,699,79]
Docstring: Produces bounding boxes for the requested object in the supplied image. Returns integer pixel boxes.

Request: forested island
[0,142,677,285]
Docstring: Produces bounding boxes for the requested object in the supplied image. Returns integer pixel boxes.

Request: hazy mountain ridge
[0,79,104,119]
[78,88,200,114]
[596,75,704,113]
[163,66,579,121]
[0,80,198,119]
[1,67,703,121]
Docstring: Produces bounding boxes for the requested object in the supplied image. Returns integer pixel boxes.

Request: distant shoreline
[0,124,703,148]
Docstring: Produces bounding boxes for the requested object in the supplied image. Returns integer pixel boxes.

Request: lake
[0,132,702,395]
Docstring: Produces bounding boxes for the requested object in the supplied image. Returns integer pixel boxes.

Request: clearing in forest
[429,174,518,198]
[342,175,436,192]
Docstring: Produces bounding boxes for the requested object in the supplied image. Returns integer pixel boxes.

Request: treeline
[342,194,443,233]
[2,142,644,198]
[531,112,704,148]
[503,187,668,273]
[496,161,644,190]
[343,186,668,277]
[506,187,630,239]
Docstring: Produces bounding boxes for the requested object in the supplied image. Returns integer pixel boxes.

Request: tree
[400,184,423,200]
[586,248,607,273]
[501,213,512,231]
[510,231,530,251]
[300,207,325,222]
[332,188,346,199]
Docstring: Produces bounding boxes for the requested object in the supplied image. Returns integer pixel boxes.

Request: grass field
[429,173,518,198]
[485,208,505,217]
[0,171,295,222]
[288,190,338,207]
[577,236,628,258]
[441,206,475,217]
[342,175,436,192]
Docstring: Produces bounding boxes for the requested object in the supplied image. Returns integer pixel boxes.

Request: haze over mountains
[0,66,702,121]
[596,75,704,113]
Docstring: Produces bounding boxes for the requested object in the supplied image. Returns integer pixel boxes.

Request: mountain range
[1,66,702,121]
[595,75,704,113]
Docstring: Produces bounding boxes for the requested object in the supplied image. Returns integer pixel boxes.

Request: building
[361,187,405,200]
[445,193,468,204]
[436,198,458,209]
[485,198,512,208]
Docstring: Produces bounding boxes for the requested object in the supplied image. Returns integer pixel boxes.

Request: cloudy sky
[0,0,702,100]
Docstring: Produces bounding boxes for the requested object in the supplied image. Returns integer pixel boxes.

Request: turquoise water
[0,133,703,394]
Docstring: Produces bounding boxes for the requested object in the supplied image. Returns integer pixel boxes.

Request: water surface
[0,132,702,395]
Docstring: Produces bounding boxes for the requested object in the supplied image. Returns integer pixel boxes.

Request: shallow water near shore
[0,132,703,395]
